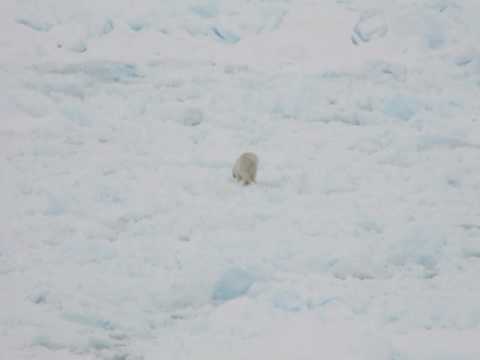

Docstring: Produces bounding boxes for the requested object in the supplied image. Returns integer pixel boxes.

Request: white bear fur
[232,152,258,185]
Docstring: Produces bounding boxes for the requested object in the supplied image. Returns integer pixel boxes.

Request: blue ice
[51,62,140,83]
[128,21,145,32]
[272,290,304,312]
[417,135,467,150]
[101,19,114,35]
[454,55,474,67]
[62,105,91,127]
[212,27,240,44]
[426,29,445,49]
[16,18,53,32]
[391,225,446,270]
[212,268,255,302]
[63,312,115,330]
[45,194,66,216]
[383,95,419,121]
[191,3,218,18]
[352,11,388,45]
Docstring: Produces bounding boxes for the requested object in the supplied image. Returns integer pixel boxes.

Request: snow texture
[1,0,480,359]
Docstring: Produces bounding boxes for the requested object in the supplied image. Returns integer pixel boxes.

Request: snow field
[1,0,480,359]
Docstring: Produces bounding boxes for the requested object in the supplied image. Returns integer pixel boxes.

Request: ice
[212,268,255,302]
[352,10,388,45]
[424,21,446,49]
[383,95,420,121]
[191,3,218,18]
[453,53,474,67]
[32,336,64,351]
[34,62,141,83]
[459,226,480,258]
[45,193,66,216]
[28,289,49,304]
[16,18,53,32]
[62,102,91,127]
[62,313,115,331]
[389,224,447,274]
[271,290,305,312]
[87,337,114,351]
[416,134,476,151]
[65,40,87,53]
[94,18,115,36]
[2,0,480,359]
[211,26,240,44]
[366,61,407,82]
[181,107,204,127]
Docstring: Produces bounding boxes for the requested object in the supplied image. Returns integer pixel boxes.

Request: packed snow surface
[1,0,480,359]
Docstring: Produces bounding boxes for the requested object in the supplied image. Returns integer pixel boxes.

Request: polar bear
[232,152,258,185]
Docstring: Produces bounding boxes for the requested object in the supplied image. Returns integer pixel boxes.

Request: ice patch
[454,53,475,67]
[62,312,115,331]
[212,268,255,302]
[87,337,114,351]
[35,62,141,83]
[13,90,51,118]
[427,0,461,13]
[367,61,407,82]
[352,11,388,45]
[16,18,53,32]
[128,19,147,32]
[426,27,445,49]
[32,335,64,350]
[459,226,480,258]
[45,194,67,216]
[383,95,420,121]
[416,135,478,151]
[63,39,87,53]
[62,103,91,127]
[191,3,218,18]
[389,224,447,274]
[211,26,240,44]
[272,290,304,312]
[96,18,114,36]
[28,289,49,304]
[182,108,204,127]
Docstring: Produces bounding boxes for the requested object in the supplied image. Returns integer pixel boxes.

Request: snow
[1,0,480,359]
